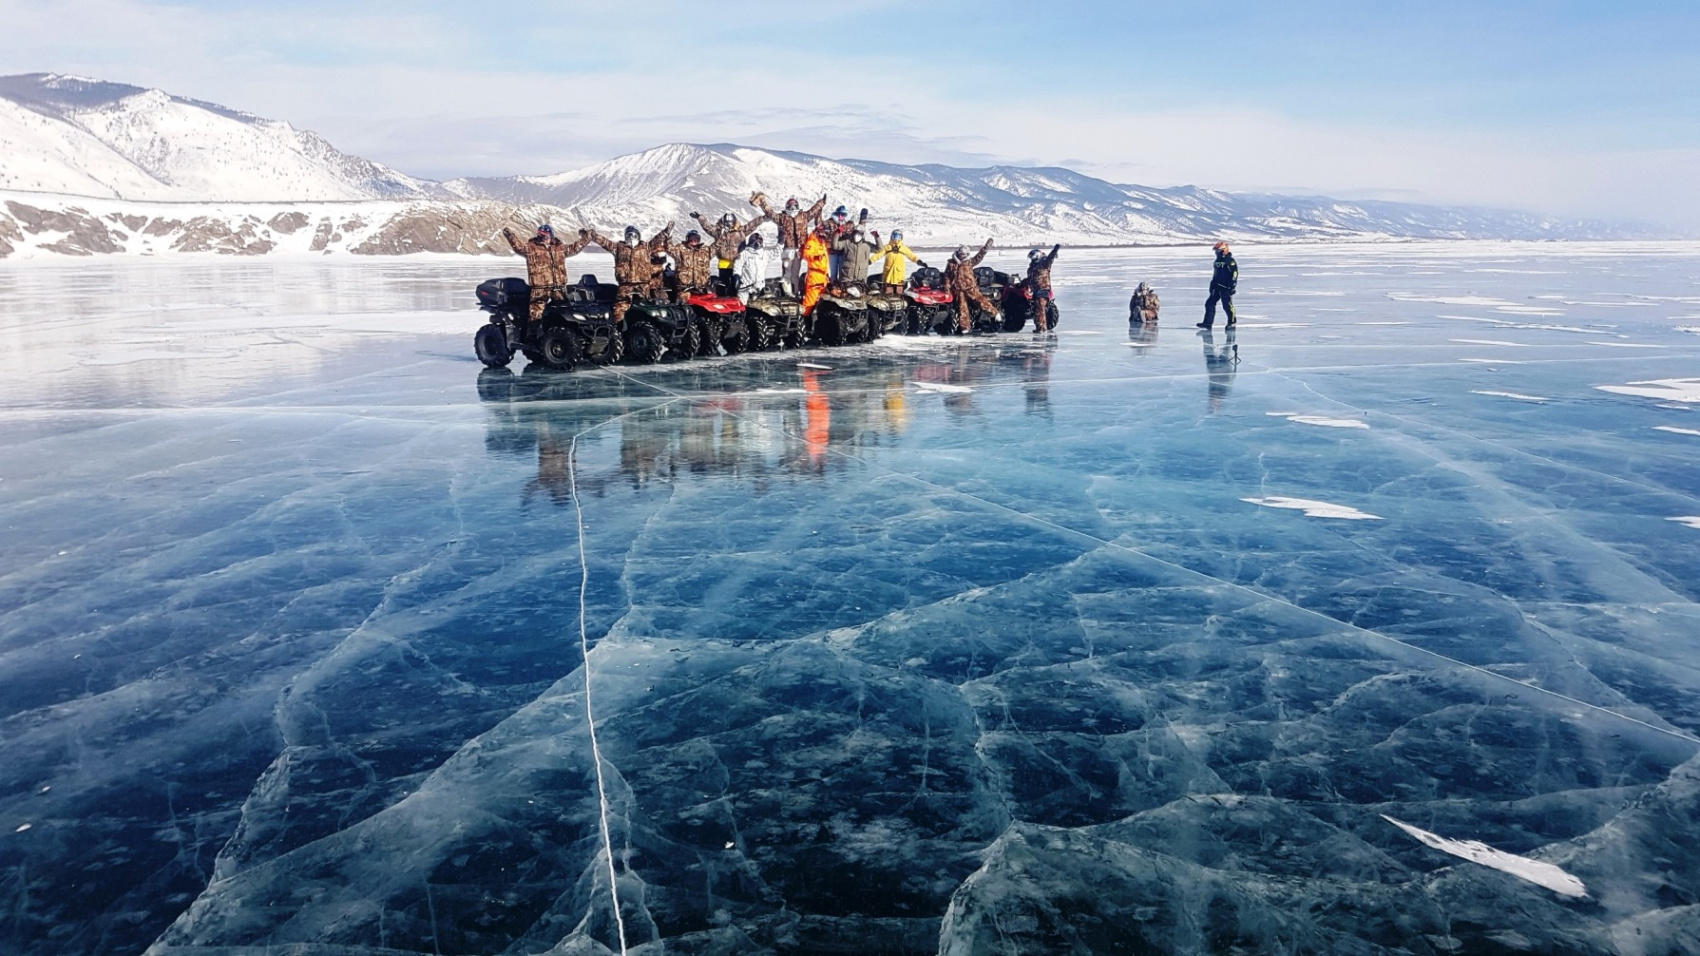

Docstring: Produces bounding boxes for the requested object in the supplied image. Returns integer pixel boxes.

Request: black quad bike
[814,284,877,345]
[473,276,624,370]
[740,278,806,350]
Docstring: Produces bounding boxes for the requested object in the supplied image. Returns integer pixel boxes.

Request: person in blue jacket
[1197,241,1238,329]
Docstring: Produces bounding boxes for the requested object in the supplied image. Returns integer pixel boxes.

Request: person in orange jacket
[799,224,831,317]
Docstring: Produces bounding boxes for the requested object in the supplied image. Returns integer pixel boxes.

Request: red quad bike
[1000,271,1061,333]
[684,289,750,355]
[902,266,954,336]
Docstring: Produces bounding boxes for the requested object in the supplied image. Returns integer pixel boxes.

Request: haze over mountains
[0,72,1659,258]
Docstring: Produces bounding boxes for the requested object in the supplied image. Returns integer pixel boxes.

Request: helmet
[954,245,969,260]
[624,225,641,243]
[851,227,865,241]
[1028,247,1042,260]
[891,229,903,241]
[536,224,555,237]
[1213,241,1229,253]
[720,212,737,227]
[784,197,800,211]
[685,229,701,244]
[833,205,848,219]
[747,233,764,248]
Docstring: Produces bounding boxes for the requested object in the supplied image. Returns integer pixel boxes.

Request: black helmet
[833,205,848,219]
[1028,247,1042,260]
[685,229,701,244]
[748,233,764,248]
[536,224,555,237]
[623,225,641,242]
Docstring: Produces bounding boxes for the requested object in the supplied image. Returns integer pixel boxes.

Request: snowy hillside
[0,72,1661,258]
[446,143,1643,244]
[0,73,442,202]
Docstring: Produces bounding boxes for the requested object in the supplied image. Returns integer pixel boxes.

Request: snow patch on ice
[1450,339,1526,347]
[1494,305,1565,315]
[1266,412,1369,429]
[1242,497,1381,520]
[1586,341,1665,349]
[1596,378,1700,403]
[1383,816,1587,898]
[1389,293,1515,307]
[1669,517,1700,530]
[1460,358,1528,364]
[914,382,972,394]
[1233,322,1310,329]
[1472,391,1549,403]
[1653,426,1700,437]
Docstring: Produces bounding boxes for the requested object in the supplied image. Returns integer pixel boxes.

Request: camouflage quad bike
[901,267,953,336]
[740,277,805,350]
[962,266,1013,334]
[814,284,876,345]
[855,281,907,337]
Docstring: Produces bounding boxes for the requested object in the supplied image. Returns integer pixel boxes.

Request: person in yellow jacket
[799,225,831,317]
[871,229,923,294]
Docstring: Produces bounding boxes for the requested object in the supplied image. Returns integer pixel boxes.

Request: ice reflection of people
[800,368,831,471]
[1127,318,1159,355]
[1202,328,1239,414]
[1022,341,1055,415]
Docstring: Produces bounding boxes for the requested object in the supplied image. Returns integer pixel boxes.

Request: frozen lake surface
[3,243,1700,955]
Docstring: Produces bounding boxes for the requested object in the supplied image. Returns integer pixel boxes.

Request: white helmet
[954,245,969,260]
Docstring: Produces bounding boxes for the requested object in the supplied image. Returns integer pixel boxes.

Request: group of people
[1125,241,1240,330]
[500,191,1066,333]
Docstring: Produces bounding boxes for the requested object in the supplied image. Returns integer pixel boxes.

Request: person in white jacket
[733,233,774,303]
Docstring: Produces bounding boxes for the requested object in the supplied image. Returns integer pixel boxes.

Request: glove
[917,260,930,269]
[578,229,589,240]
[858,208,869,222]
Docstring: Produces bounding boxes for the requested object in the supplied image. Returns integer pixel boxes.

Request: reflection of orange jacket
[801,369,830,464]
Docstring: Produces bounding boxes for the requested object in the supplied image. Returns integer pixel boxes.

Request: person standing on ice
[1198,241,1238,329]
[944,238,996,333]
[832,225,880,286]
[659,228,716,300]
[733,233,773,304]
[871,229,922,294]
[1025,244,1060,332]
[690,210,765,290]
[799,224,832,317]
[502,224,589,324]
[750,192,825,293]
[584,222,673,323]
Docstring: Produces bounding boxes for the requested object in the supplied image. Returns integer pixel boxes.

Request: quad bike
[685,288,752,355]
[854,281,907,337]
[1000,273,1061,333]
[472,276,625,371]
[901,267,953,336]
[741,277,806,349]
[814,283,876,345]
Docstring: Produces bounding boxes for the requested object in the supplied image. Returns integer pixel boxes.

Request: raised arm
[1041,243,1060,267]
[560,232,591,257]
[501,227,527,256]
[585,229,618,253]
[646,222,675,250]
[749,192,775,218]
[969,237,994,266]
[804,195,827,223]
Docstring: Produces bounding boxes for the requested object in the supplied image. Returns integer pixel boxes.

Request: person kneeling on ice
[944,238,996,333]
[1129,281,1160,323]
[1198,240,1238,329]
[502,223,590,324]
[733,233,773,304]
[1026,243,1060,332]
[872,229,923,294]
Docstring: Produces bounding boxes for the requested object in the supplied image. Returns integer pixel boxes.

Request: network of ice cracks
[1,243,1699,955]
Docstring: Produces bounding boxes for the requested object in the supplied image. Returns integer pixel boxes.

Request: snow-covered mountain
[0,73,443,202]
[444,143,1643,244]
[0,73,1662,259]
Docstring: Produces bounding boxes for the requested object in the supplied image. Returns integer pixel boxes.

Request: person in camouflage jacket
[944,238,996,332]
[502,224,590,322]
[750,192,826,293]
[661,229,716,297]
[689,211,766,285]
[585,223,673,322]
[1025,243,1060,332]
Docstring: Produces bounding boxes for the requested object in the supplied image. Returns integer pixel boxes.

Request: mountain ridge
[0,72,1671,258]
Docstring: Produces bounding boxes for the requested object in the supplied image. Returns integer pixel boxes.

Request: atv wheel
[522,347,544,364]
[722,318,749,354]
[537,327,580,370]
[597,328,625,365]
[1046,301,1060,329]
[1001,307,1028,333]
[626,322,665,364]
[475,324,513,368]
[681,320,702,359]
[749,316,773,351]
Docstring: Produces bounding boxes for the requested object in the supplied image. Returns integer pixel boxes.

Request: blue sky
[5,0,1697,227]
